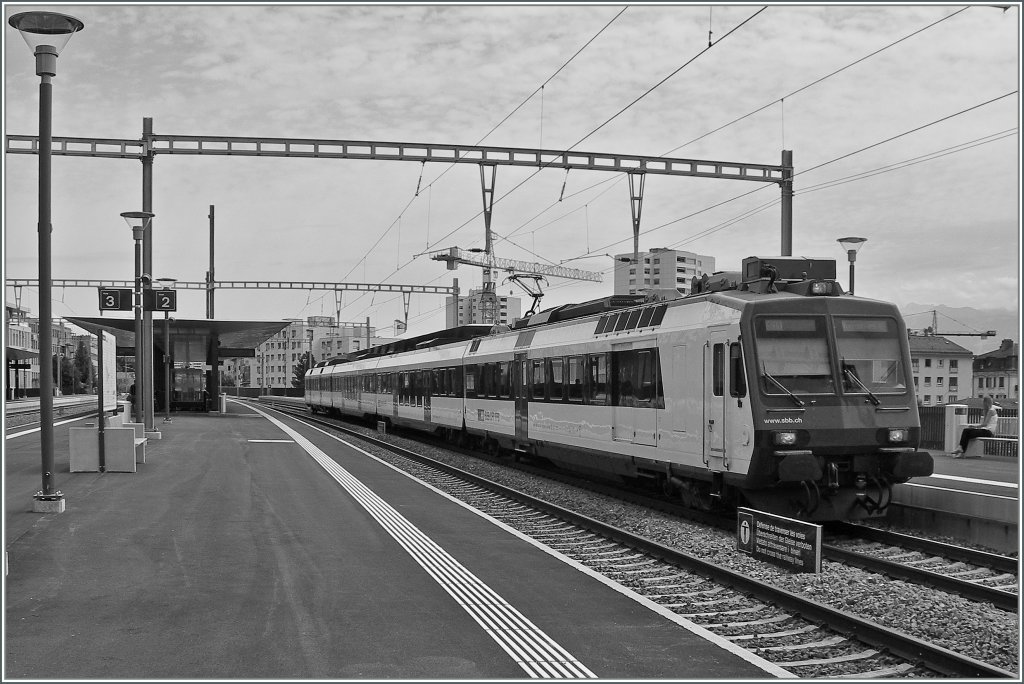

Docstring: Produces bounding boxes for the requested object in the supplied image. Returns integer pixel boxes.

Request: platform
[4,399,787,679]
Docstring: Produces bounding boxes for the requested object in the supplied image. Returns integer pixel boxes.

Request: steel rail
[258,398,1015,679]
[832,521,1019,575]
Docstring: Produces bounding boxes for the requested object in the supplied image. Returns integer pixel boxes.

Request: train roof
[313,256,857,368]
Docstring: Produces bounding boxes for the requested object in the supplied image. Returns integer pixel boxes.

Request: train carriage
[305,257,932,522]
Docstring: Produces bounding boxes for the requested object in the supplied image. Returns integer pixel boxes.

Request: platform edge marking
[248,404,597,680]
[271,407,795,679]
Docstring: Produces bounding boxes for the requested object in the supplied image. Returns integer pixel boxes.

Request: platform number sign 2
[98,287,132,311]
[152,289,177,312]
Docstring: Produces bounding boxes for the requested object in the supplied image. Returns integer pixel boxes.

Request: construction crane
[428,246,602,323]
[908,310,996,338]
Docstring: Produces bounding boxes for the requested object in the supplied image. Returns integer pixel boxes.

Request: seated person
[951,397,999,458]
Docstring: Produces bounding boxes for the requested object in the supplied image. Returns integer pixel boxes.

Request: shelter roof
[65,318,290,350]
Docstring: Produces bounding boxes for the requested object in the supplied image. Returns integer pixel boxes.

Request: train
[305,255,933,522]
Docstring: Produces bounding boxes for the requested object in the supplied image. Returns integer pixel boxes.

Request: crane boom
[429,247,603,282]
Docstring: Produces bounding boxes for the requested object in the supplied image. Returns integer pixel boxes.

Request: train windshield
[834,316,907,393]
[755,316,834,394]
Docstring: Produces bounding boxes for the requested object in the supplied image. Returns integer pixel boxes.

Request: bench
[69,419,147,473]
[963,416,1018,458]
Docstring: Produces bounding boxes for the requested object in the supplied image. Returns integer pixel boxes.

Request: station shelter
[67,317,289,412]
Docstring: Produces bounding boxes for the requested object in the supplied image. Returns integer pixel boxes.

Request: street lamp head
[8,11,84,53]
[121,211,155,240]
[837,236,867,262]
[156,277,177,288]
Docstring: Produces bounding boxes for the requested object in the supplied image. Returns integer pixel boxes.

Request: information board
[736,507,822,573]
[101,331,118,412]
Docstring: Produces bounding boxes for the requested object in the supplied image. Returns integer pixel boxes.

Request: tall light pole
[9,10,85,513]
[156,277,176,423]
[837,236,868,295]
[122,211,154,423]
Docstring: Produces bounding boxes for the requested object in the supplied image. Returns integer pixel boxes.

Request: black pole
[97,332,106,472]
[133,233,144,423]
[37,65,56,499]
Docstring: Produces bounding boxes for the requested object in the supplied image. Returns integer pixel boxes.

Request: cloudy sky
[3,3,1020,340]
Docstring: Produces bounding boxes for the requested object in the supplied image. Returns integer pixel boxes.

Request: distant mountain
[901,304,1020,357]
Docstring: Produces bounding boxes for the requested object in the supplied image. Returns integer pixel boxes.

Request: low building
[973,338,1019,403]
[907,334,974,406]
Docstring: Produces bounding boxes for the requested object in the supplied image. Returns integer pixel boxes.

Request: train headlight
[811,281,833,295]
[887,428,908,443]
[773,431,799,446]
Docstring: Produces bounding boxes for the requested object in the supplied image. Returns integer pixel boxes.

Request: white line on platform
[5,413,97,439]
[245,402,597,680]
[926,474,1017,489]
[247,439,295,443]
[902,482,1018,501]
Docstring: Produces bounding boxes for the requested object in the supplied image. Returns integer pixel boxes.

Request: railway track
[256,398,1016,678]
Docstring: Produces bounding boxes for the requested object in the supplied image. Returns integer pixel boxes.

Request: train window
[613,349,664,408]
[587,354,608,405]
[465,365,478,398]
[626,309,643,330]
[531,359,546,400]
[638,307,655,328]
[755,316,833,395]
[567,356,585,403]
[650,304,668,326]
[479,363,491,398]
[548,358,565,402]
[594,315,612,335]
[614,312,631,332]
[834,316,907,392]
[713,344,725,397]
[730,343,747,398]
[497,362,511,399]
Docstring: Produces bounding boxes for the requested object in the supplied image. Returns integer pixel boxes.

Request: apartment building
[907,334,974,406]
[237,316,394,390]
[613,248,715,296]
[973,338,1019,402]
[445,287,522,327]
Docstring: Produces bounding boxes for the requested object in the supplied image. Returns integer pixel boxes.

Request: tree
[292,351,314,390]
[72,340,95,394]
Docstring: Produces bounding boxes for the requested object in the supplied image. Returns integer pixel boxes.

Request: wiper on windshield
[761,364,805,407]
[842,359,881,406]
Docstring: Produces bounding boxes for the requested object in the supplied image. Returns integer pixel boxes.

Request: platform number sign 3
[98,287,132,311]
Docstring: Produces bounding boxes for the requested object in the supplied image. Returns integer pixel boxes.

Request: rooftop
[907,335,973,355]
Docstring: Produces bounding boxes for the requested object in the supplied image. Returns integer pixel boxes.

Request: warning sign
[737,507,822,573]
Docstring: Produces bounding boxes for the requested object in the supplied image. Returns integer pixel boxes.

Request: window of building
[924,359,931,367]
[923,395,931,404]
[938,359,944,367]
[911,358,919,371]
[924,377,931,386]
[936,377,943,386]
[950,359,958,372]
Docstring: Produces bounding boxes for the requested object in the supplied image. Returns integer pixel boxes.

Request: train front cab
[739,296,933,521]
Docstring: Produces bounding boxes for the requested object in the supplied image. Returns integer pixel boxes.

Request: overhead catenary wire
[330,6,630,314]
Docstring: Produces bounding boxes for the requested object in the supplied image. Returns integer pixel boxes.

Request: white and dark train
[305,256,933,522]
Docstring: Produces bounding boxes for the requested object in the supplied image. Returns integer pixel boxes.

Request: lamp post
[9,10,85,512]
[156,277,176,423]
[122,211,154,424]
[837,236,867,295]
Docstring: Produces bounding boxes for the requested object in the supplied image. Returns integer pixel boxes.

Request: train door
[513,352,528,443]
[423,370,431,424]
[612,345,633,443]
[704,330,730,470]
